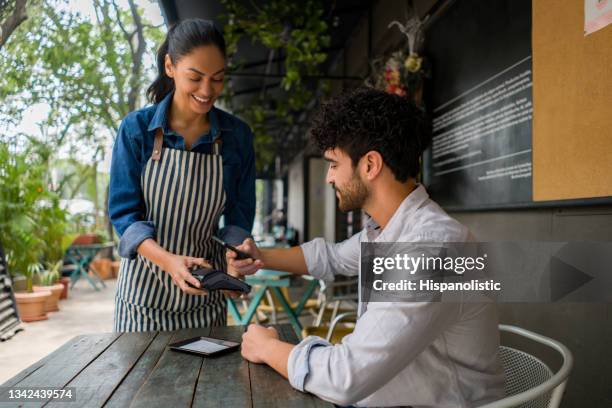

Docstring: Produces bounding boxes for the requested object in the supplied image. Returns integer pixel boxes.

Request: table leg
[67,251,100,291]
[270,287,303,339]
[69,267,80,289]
[65,254,81,289]
[227,296,243,323]
[80,262,100,291]
[294,279,319,316]
[87,264,107,288]
[227,286,267,325]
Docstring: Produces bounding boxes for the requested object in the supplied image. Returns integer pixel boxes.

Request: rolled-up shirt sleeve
[287,336,332,392]
[286,301,458,406]
[118,221,156,259]
[109,117,155,259]
[299,230,363,281]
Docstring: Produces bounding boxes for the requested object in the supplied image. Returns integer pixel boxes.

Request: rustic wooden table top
[1,324,333,407]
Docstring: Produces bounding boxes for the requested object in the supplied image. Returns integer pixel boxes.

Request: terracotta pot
[111,261,121,278]
[15,291,51,322]
[72,233,101,245]
[59,276,71,299]
[90,258,113,280]
[33,284,64,312]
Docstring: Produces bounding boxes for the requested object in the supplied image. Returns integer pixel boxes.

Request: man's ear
[363,151,383,181]
[164,54,174,78]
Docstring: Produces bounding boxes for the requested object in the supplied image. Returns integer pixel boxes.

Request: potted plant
[0,141,52,322]
[366,12,430,108]
[12,261,52,322]
[72,233,101,245]
[33,261,64,312]
[219,0,331,172]
[36,196,75,299]
[90,257,113,280]
[88,229,114,280]
[7,229,52,322]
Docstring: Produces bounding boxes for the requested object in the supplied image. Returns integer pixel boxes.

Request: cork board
[532,0,612,201]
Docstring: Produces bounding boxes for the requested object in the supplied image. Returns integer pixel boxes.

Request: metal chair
[300,277,358,341]
[313,276,358,327]
[325,316,573,408]
[326,311,357,342]
[480,325,573,408]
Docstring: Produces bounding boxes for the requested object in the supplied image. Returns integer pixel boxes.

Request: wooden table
[64,244,113,291]
[1,325,332,407]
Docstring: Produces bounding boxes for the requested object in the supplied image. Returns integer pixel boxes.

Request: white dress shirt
[289,185,505,407]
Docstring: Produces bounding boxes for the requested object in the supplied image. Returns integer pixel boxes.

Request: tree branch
[126,0,145,112]
[93,0,126,109]
[0,0,28,49]
[142,23,164,30]
[110,0,134,56]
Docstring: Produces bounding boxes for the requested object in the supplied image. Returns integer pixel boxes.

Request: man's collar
[365,184,429,231]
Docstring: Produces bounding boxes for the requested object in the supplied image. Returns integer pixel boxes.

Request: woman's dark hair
[310,87,432,182]
[147,18,226,104]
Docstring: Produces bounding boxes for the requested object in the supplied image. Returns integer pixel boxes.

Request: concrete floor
[0,278,116,384]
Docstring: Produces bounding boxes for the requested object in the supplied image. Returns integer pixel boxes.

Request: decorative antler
[388,18,425,56]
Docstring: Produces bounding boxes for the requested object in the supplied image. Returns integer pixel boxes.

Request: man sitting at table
[228,88,505,407]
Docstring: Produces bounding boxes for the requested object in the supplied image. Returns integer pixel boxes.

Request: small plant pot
[111,261,121,278]
[90,259,113,280]
[15,291,51,322]
[59,276,71,299]
[33,284,64,312]
[72,233,101,245]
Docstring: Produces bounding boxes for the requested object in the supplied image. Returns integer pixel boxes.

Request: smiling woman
[108,19,256,333]
[164,44,226,148]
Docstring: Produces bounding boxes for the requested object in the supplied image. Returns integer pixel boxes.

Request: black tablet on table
[169,336,240,357]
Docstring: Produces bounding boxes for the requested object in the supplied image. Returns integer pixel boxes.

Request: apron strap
[213,137,222,155]
[151,128,163,161]
[152,127,221,159]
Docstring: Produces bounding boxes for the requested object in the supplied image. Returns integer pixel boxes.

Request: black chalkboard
[422,0,533,210]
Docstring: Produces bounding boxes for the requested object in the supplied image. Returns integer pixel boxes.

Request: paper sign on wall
[585,0,612,35]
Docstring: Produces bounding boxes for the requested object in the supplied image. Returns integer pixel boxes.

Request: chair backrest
[499,346,553,408]
[325,319,572,408]
[0,243,23,340]
[479,325,573,408]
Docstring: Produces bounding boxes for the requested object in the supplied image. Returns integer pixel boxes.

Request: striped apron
[114,128,227,332]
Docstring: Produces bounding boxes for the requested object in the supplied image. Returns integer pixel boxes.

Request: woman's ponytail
[147,34,175,104]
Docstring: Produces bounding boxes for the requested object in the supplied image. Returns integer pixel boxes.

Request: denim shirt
[109,91,255,259]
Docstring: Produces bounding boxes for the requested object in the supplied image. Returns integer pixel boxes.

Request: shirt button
[154,150,159,154]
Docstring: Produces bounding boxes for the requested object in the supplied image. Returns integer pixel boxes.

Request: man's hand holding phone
[226,238,265,278]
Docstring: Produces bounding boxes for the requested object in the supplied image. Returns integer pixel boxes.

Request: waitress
[108,19,255,332]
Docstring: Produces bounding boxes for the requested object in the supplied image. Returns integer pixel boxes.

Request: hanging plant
[367,15,430,107]
[219,0,330,171]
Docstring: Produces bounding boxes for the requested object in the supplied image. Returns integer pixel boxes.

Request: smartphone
[169,336,240,357]
[211,235,253,260]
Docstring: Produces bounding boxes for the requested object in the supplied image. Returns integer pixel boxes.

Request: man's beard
[334,172,369,212]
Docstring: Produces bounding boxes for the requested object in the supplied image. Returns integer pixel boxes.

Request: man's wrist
[260,336,281,365]
[259,248,271,267]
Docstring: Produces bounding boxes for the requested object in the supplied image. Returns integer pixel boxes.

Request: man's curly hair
[310,87,432,182]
